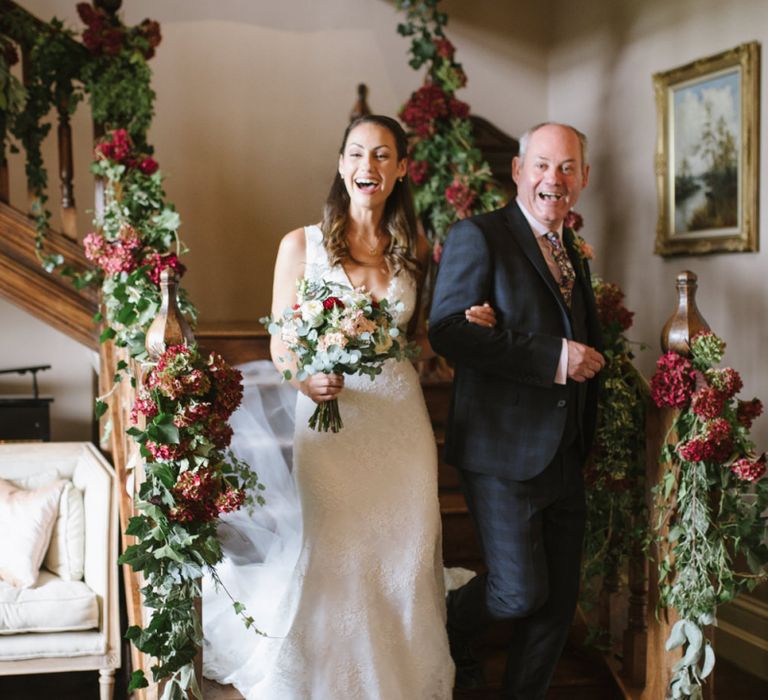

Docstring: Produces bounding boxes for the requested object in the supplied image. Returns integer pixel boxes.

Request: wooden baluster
[349,83,372,122]
[640,270,713,700]
[0,153,8,204]
[598,555,621,648]
[57,100,77,239]
[622,528,648,686]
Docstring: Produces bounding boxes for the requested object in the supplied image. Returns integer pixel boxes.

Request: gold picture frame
[653,42,760,256]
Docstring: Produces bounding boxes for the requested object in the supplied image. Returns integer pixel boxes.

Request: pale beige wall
[0,298,95,440]
[548,0,768,447]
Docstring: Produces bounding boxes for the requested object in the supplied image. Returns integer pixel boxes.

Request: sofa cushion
[43,482,85,581]
[0,479,65,588]
[0,570,98,634]
[5,471,86,581]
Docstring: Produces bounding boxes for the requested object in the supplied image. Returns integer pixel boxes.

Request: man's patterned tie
[544,232,575,307]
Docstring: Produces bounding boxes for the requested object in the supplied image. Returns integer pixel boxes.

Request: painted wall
[0,298,95,441]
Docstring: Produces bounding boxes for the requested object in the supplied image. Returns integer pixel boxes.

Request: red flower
[445,177,476,219]
[564,210,584,232]
[130,394,158,424]
[145,440,187,463]
[736,398,763,429]
[408,159,429,185]
[691,386,727,420]
[76,2,100,27]
[707,367,743,398]
[207,353,244,416]
[432,241,443,264]
[731,454,766,482]
[137,18,162,59]
[2,39,19,67]
[400,83,453,138]
[323,296,345,310]
[594,282,634,332]
[650,352,696,409]
[678,417,733,463]
[215,487,246,514]
[146,252,186,286]
[433,37,455,59]
[139,157,159,175]
[448,97,470,119]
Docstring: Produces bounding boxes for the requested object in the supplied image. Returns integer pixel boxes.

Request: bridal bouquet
[264,278,418,432]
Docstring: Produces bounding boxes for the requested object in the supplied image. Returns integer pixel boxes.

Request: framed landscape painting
[653,42,760,256]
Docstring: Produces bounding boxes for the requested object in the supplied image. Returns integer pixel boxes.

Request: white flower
[300,299,325,327]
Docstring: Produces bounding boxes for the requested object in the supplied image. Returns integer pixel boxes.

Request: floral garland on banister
[650,330,767,699]
[562,213,649,634]
[0,2,158,268]
[395,0,504,260]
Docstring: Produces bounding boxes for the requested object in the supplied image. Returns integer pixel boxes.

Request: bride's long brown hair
[321,115,420,276]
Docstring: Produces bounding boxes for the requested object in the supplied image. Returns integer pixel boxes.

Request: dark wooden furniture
[0,365,54,441]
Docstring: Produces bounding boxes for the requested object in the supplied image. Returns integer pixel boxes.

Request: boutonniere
[564,210,594,264]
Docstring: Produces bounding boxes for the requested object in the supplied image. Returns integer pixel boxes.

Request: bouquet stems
[309,398,343,432]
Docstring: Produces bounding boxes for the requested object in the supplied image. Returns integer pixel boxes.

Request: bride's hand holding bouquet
[263,277,419,432]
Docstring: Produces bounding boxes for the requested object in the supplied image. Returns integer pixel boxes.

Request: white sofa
[0,442,120,699]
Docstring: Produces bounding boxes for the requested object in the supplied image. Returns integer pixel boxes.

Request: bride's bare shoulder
[279,227,307,256]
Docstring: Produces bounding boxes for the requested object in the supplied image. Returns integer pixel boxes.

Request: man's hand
[566,341,605,382]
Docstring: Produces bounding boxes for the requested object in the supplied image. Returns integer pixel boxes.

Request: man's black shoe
[448,624,486,690]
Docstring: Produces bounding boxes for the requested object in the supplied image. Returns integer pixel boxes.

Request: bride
[202,114,495,699]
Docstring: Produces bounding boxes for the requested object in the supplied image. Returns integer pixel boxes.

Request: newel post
[640,270,713,700]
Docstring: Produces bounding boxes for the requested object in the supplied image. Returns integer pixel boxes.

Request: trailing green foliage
[651,332,767,698]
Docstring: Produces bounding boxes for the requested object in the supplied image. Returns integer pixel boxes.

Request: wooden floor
[3,655,764,699]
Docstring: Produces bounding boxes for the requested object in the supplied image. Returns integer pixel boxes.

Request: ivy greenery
[581,275,648,635]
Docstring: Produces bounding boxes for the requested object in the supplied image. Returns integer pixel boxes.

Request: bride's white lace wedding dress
[202,225,453,699]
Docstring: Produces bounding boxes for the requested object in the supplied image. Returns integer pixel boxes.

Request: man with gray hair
[429,122,605,698]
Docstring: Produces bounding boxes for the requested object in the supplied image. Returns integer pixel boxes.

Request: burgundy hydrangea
[445,176,476,219]
[400,83,470,138]
[173,401,212,429]
[82,225,141,276]
[136,18,162,60]
[207,353,244,416]
[145,440,187,463]
[650,352,697,409]
[691,386,727,420]
[594,282,634,332]
[707,367,743,398]
[146,252,186,286]
[1,39,19,67]
[736,398,763,429]
[678,417,733,463]
[731,454,767,482]
[95,128,133,164]
[408,159,429,185]
[433,37,455,59]
[130,393,159,424]
[169,467,245,523]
